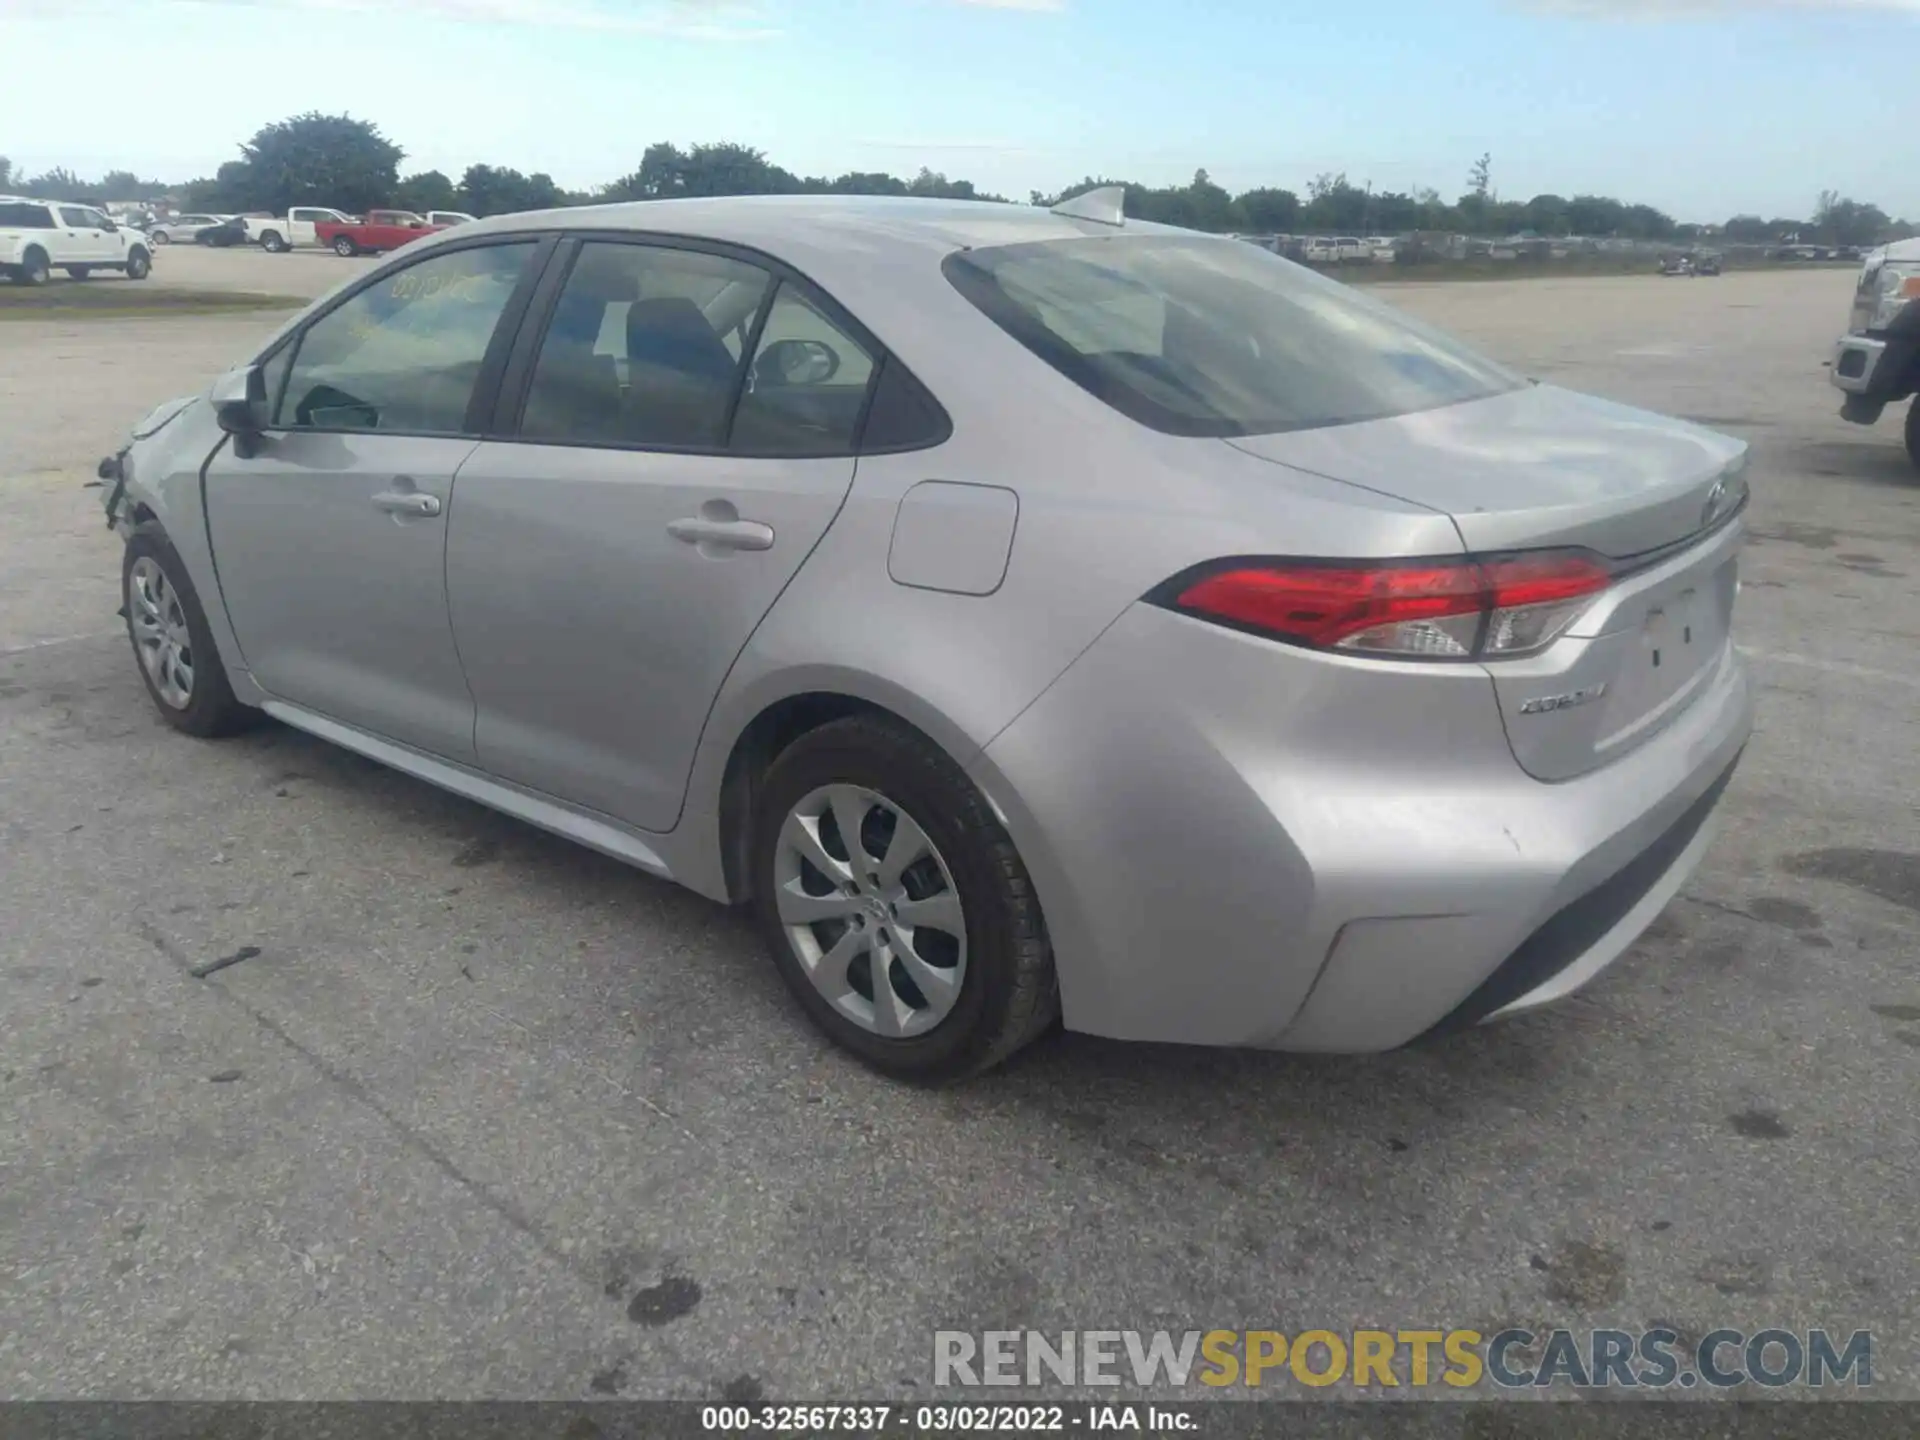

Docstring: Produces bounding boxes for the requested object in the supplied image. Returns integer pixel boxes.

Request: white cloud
[1520,0,1918,14]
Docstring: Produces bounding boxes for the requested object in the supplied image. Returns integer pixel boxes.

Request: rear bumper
[972,602,1754,1053]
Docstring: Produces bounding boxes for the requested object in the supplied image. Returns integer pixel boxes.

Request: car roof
[457,194,1188,262]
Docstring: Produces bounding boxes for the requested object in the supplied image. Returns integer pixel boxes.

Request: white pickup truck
[1,199,154,284]
[1830,236,1920,471]
[244,207,355,253]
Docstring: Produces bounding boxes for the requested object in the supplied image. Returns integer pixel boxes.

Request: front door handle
[372,489,442,517]
[667,516,774,551]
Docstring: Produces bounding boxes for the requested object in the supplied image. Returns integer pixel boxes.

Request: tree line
[4,121,1912,249]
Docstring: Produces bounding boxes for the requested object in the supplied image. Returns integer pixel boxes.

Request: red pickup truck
[314,210,447,257]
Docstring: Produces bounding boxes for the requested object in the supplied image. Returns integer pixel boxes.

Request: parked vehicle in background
[1694,250,1724,276]
[1366,236,1397,262]
[1659,253,1695,276]
[1301,237,1339,263]
[1831,236,1920,472]
[314,209,447,256]
[149,214,221,245]
[1,200,153,283]
[1332,236,1367,262]
[247,207,355,253]
[198,215,252,248]
[95,191,1752,1079]
[426,210,478,228]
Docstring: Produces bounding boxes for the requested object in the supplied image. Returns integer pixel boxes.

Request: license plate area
[1594,558,1735,750]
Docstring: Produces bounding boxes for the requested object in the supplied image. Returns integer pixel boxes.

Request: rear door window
[0,203,53,228]
[517,241,770,449]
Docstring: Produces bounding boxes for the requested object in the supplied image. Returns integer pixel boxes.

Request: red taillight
[1166,552,1612,661]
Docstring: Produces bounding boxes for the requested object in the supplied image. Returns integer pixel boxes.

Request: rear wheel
[151,229,171,245]
[125,248,151,280]
[332,235,358,257]
[260,230,288,253]
[122,524,257,738]
[750,715,1057,1082]
[14,247,50,286]
[1906,396,1920,473]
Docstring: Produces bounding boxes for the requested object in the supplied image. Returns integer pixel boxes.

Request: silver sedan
[98,192,1753,1080]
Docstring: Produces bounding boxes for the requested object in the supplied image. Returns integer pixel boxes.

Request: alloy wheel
[128,556,195,709]
[773,783,968,1039]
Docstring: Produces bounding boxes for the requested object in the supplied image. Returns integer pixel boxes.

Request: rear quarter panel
[677,255,1463,941]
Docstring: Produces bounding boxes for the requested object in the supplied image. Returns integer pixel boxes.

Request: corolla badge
[1518,684,1608,716]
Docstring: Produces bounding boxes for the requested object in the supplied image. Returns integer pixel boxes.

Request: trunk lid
[1225,385,1749,780]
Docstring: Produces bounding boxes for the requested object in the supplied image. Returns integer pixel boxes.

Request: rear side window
[945,235,1520,438]
[0,203,53,228]
[731,283,876,456]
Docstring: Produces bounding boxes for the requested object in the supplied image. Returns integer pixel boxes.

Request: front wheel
[332,235,358,257]
[122,524,257,738]
[151,229,171,245]
[750,715,1057,1082]
[124,248,151,280]
[1905,396,1920,473]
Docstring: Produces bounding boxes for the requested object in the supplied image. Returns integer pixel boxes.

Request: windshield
[943,234,1523,437]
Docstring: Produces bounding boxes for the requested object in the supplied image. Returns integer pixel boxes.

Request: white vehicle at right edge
[1831,236,1920,472]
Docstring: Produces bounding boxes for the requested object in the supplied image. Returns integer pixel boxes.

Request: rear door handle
[667,516,774,551]
[372,489,442,517]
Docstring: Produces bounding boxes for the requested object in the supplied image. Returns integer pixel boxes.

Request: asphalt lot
[3,245,1918,1401]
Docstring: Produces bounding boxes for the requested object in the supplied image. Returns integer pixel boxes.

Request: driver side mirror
[213,364,271,457]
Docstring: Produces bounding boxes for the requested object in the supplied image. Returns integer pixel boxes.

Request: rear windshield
[0,203,53,229]
[943,234,1521,437]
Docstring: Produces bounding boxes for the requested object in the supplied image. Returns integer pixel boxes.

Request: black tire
[260,230,288,253]
[332,235,358,257]
[16,247,50,286]
[121,523,258,739]
[1907,397,1920,473]
[125,247,151,280]
[151,229,172,245]
[750,715,1058,1082]
[67,266,92,280]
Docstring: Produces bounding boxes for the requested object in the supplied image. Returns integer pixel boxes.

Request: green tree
[1468,151,1492,198]
[230,113,402,214]
[1814,191,1891,247]
[395,169,458,213]
[1235,186,1300,233]
[1302,174,1369,232]
[0,155,12,190]
[458,164,563,216]
[1722,214,1771,243]
[1522,193,1570,236]
[24,166,82,199]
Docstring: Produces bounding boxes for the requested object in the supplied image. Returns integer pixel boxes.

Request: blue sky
[2,0,1915,221]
